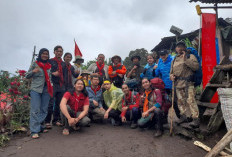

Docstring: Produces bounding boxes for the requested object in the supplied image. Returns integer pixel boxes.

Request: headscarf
[37,48,50,63]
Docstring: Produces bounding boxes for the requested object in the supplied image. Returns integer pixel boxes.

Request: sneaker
[130,122,138,129]
[114,121,122,126]
[153,130,162,137]
[111,118,116,126]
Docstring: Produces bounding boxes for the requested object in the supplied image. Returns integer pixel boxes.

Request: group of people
[26,41,200,139]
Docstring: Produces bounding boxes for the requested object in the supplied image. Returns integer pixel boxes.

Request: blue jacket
[155,55,174,89]
[140,63,157,80]
[86,86,103,108]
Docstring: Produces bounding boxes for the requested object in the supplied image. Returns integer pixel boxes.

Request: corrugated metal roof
[189,0,232,4]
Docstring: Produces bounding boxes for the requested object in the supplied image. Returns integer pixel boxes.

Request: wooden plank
[198,101,218,108]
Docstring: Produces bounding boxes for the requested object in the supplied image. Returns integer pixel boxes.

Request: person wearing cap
[155,50,174,91]
[87,54,109,85]
[154,49,180,119]
[103,80,124,126]
[86,74,105,122]
[73,52,84,77]
[125,55,144,91]
[170,41,200,127]
[79,70,91,87]
[108,55,127,88]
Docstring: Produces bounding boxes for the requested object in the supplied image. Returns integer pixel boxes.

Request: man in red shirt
[60,79,90,135]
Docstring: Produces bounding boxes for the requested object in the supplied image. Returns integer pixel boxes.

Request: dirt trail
[1,123,206,157]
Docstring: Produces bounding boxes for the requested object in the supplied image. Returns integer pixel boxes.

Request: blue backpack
[186,47,202,87]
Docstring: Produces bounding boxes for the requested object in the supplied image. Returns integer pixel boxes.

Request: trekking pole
[169,81,175,136]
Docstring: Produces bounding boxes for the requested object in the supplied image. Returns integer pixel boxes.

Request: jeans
[30,86,50,134]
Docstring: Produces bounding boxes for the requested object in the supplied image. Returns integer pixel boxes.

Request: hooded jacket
[103,84,124,111]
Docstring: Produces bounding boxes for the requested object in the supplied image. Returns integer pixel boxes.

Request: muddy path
[1,123,207,157]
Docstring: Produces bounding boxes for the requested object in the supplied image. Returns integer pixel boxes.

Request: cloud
[0,0,231,73]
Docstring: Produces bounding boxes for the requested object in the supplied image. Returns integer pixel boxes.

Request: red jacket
[120,91,140,117]
[108,64,127,78]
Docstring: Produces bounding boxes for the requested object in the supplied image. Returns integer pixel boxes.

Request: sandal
[55,121,63,127]
[41,129,48,133]
[62,129,69,135]
[45,123,52,129]
[31,133,39,139]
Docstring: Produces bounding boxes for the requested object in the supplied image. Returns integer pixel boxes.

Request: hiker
[63,52,79,91]
[140,54,157,80]
[87,54,109,85]
[108,55,127,88]
[154,50,180,118]
[103,80,124,126]
[138,78,163,137]
[120,84,140,129]
[45,45,65,128]
[80,70,91,87]
[86,74,105,122]
[73,50,84,77]
[125,55,143,91]
[170,41,200,127]
[60,79,90,135]
[25,48,53,139]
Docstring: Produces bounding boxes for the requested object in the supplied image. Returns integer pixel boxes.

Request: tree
[123,48,149,68]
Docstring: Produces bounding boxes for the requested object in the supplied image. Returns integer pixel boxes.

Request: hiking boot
[188,118,200,128]
[153,130,163,137]
[176,115,188,125]
[130,122,138,129]
[114,121,122,126]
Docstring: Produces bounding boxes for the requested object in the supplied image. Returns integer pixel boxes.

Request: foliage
[0,69,30,147]
[123,48,149,68]
[0,134,10,147]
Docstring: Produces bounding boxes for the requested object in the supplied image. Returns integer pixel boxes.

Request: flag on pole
[74,39,83,57]
[73,39,84,63]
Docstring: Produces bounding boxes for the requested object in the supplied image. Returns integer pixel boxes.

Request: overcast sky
[0,0,231,73]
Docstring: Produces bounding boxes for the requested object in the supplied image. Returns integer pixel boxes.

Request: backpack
[125,78,139,91]
[150,78,171,114]
[186,47,202,87]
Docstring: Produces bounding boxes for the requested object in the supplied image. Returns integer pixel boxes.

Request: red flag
[74,39,82,57]
[201,13,218,103]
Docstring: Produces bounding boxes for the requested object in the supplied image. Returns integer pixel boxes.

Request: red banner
[201,13,218,103]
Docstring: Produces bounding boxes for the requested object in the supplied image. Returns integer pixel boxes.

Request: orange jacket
[108,64,127,78]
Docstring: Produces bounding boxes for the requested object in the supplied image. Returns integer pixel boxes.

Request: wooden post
[205,129,232,157]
